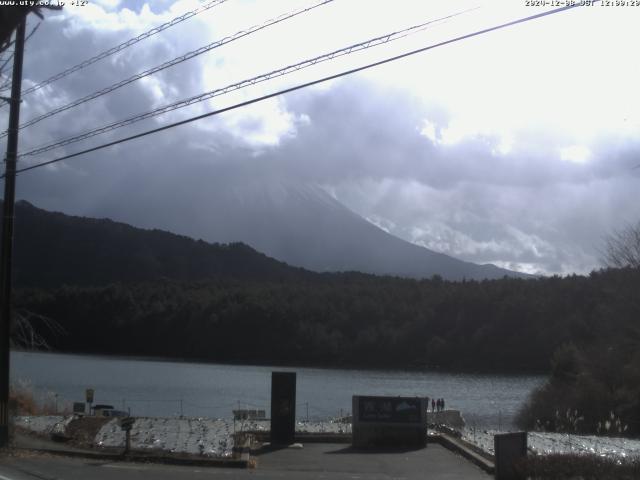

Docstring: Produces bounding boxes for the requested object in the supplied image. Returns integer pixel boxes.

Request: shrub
[9,383,39,415]
[8,381,67,416]
[516,454,640,480]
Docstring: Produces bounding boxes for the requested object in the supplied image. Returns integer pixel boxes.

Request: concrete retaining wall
[427,410,465,429]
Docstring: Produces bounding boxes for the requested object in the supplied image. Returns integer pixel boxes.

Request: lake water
[10,351,545,429]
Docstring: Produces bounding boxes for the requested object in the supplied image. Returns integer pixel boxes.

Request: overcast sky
[2,0,639,275]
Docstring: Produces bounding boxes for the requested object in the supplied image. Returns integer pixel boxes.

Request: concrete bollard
[494,432,527,480]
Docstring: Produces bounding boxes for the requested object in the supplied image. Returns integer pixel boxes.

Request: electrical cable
[6,0,334,135]
[5,3,585,178]
[0,0,231,100]
[18,7,472,158]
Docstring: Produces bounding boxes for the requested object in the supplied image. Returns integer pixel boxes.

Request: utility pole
[0,18,26,448]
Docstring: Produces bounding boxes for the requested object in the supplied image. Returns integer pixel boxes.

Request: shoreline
[10,349,550,377]
[12,414,353,458]
[13,414,640,461]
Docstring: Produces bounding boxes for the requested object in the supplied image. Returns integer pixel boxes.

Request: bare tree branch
[11,309,66,350]
[602,221,640,269]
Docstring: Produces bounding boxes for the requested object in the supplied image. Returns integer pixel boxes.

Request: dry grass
[516,453,640,479]
[9,383,68,416]
[9,386,39,415]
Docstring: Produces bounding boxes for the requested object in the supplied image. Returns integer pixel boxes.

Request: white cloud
[92,0,122,9]
[419,119,437,144]
[220,98,298,147]
[8,0,640,276]
[560,145,591,164]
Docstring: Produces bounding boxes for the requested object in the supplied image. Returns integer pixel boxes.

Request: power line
[19,8,472,159]
[0,53,14,77]
[4,0,334,136]
[6,3,585,178]
[0,0,230,100]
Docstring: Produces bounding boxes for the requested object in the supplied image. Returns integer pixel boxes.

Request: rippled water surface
[11,351,544,428]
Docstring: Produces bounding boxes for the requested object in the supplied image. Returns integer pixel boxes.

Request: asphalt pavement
[0,443,488,479]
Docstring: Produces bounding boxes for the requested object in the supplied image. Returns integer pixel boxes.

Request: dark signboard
[495,432,528,480]
[270,371,296,445]
[352,395,427,448]
[358,396,422,423]
[73,402,86,414]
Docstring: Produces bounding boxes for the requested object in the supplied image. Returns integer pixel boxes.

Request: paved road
[255,443,489,479]
[0,444,488,479]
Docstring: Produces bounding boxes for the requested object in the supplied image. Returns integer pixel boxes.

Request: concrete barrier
[427,410,465,429]
[435,432,495,474]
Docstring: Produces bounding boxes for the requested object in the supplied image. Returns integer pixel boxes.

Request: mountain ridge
[5,191,528,288]
[7,200,311,288]
[84,180,528,280]
[196,181,530,280]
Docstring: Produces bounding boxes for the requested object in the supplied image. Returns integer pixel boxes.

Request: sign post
[85,388,94,415]
[119,416,135,455]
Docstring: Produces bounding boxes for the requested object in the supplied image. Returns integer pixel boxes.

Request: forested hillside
[8,198,640,425]
[8,200,310,287]
[14,267,640,373]
[5,197,528,285]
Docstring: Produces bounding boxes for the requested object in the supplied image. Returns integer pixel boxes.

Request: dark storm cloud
[252,82,640,273]
[266,82,640,191]
[6,5,640,275]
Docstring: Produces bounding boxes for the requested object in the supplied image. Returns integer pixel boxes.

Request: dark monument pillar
[270,371,296,445]
[494,432,527,480]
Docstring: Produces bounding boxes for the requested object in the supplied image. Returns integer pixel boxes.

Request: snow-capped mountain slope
[90,178,527,280]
